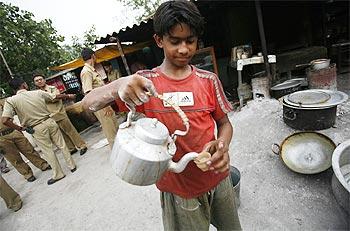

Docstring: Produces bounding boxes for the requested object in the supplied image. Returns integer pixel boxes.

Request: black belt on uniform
[32,117,50,128]
[0,128,15,136]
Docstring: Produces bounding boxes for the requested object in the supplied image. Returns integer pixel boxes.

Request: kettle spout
[168,152,198,173]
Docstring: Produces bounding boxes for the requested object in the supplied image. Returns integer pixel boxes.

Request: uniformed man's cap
[81,48,95,61]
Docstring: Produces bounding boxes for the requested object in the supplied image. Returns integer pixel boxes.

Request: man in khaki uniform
[80,48,118,148]
[0,106,50,182]
[0,174,22,212]
[33,75,88,156]
[2,78,77,185]
[102,61,120,83]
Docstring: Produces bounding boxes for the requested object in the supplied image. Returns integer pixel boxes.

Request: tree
[63,25,99,61]
[118,0,164,22]
[0,2,66,94]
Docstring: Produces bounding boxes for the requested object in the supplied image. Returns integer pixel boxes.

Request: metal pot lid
[284,89,348,108]
[284,78,308,87]
[271,80,301,91]
[280,132,335,174]
[135,118,169,145]
[288,90,330,105]
[282,100,334,110]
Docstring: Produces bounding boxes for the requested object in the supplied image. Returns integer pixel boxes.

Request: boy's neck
[159,61,192,80]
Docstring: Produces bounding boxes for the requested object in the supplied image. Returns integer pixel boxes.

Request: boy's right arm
[81,74,157,112]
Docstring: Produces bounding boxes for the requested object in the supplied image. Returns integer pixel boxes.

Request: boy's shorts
[160,175,242,231]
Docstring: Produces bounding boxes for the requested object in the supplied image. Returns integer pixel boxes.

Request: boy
[82,0,241,230]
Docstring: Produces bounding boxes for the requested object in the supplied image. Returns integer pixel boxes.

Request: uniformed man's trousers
[56,116,87,151]
[0,174,22,211]
[0,130,49,179]
[93,107,118,148]
[32,118,75,180]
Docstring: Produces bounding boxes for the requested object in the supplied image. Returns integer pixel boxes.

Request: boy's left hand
[202,139,230,173]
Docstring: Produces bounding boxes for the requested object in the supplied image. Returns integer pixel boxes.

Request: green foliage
[64,25,99,60]
[118,0,164,22]
[0,2,66,94]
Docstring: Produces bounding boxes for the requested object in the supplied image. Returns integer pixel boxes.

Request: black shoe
[42,165,52,171]
[80,147,88,156]
[1,167,10,174]
[27,176,36,182]
[70,149,78,155]
[47,176,65,185]
[13,201,23,212]
[70,167,77,173]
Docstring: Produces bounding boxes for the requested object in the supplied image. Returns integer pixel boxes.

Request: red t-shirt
[116,66,233,198]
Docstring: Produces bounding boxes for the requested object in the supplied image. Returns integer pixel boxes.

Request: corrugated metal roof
[94,19,154,44]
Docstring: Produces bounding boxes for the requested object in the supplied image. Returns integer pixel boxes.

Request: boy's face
[154,23,198,67]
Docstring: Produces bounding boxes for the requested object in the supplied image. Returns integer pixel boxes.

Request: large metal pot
[331,140,350,213]
[270,80,301,99]
[272,132,335,174]
[282,101,336,130]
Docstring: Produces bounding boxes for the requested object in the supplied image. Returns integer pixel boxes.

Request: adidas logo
[180,96,191,103]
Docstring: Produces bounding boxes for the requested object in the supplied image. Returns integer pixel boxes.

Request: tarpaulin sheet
[49,41,152,71]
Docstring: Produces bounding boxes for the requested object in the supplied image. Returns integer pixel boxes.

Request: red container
[307,64,337,90]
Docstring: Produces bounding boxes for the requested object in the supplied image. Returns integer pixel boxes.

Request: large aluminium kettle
[110,93,199,186]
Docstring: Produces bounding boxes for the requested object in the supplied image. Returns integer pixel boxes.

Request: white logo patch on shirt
[163,92,194,107]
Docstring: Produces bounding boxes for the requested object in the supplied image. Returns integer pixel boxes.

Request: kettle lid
[135,118,169,145]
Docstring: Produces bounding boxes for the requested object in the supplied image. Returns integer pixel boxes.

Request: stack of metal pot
[282,89,348,130]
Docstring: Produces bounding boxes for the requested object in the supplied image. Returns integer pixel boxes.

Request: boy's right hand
[117,74,157,107]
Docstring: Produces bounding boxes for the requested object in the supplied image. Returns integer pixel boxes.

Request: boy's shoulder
[136,67,218,82]
[195,68,217,80]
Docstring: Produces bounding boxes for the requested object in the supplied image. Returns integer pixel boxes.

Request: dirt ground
[0,73,349,230]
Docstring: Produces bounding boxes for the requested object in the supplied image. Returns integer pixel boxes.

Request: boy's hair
[81,48,95,61]
[9,78,25,91]
[153,0,204,37]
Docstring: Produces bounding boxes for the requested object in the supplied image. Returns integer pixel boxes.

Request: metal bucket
[230,166,241,207]
[307,64,337,90]
[251,77,270,99]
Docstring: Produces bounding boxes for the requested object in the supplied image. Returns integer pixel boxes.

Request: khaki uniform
[2,89,76,180]
[0,174,22,211]
[81,63,118,147]
[43,85,87,152]
[0,111,49,179]
[106,69,120,82]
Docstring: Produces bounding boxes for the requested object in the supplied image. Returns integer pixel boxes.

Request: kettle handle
[121,92,190,139]
[119,104,136,129]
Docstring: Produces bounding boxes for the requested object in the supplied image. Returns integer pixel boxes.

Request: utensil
[272,132,335,174]
[331,139,350,213]
[284,89,348,108]
[295,59,330,70]
[282,100,336,130]
[270,80,301,99]
[110,93,199,186]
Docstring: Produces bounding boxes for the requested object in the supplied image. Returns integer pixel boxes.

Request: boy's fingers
[218,140,224,149]
[143,78,158,97]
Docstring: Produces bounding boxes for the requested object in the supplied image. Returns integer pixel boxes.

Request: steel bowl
[272,132,336,174]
